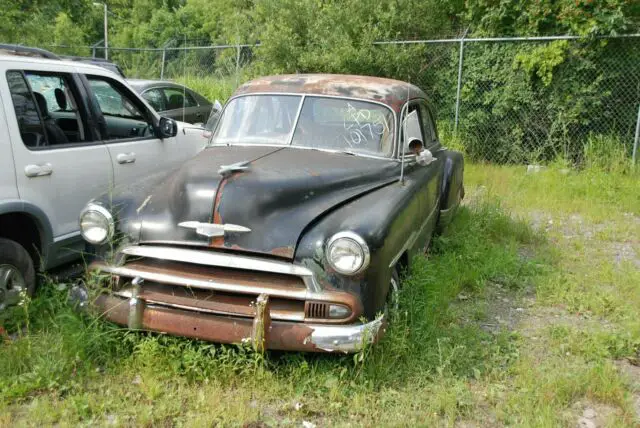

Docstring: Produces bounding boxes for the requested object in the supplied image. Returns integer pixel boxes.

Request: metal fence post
[160,48,166,79]
[633,103,640,167]
[454,29,469,134]
[235,44,241,89]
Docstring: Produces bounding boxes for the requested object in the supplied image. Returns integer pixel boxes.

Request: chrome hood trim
[95,263,310,300]
[121,245,313,277]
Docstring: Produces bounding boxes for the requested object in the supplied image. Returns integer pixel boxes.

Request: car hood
[135,145,400,259]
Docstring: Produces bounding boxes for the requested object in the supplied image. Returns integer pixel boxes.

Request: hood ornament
[218,160,250,177]
[178,221,251,238]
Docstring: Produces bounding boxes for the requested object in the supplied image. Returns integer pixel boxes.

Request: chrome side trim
[121,245,313,277]
[97,263,310,300]
[389,197,440,268]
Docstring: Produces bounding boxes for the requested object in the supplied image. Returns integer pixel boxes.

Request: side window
[7,70,89,148]
[7,71,47,148]
[401,103,425,155]
[162,87,198,110]
[88,77,145,120]
[142,88,165,112]
[86,75,153,141]
[418,101,437,146]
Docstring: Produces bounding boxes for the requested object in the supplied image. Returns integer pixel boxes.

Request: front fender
[294,177,424,319]
[88,169,178,252]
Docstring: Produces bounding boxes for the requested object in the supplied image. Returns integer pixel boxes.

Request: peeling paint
[136,195,152,214]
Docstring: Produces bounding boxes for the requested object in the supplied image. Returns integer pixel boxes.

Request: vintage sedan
[79,74,464,353]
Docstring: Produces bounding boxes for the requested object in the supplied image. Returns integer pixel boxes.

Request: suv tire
[0,238,36,310]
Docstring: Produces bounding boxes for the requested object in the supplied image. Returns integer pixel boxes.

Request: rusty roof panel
[233,74,427,112]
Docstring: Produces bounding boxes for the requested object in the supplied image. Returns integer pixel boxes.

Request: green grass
[1,162,639,426]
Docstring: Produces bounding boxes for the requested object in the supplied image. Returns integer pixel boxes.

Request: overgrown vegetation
[2,1,639,164]
[1,160,639,425]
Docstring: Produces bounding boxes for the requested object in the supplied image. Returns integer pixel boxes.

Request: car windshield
[210,95,395,156]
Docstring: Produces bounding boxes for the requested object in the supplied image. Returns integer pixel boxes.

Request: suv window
[7,70,89,148]
[6,71,47,148]
[88,77,145,120]
[142,88,165,111]
[87,75,153,141]
[163,87,197,110]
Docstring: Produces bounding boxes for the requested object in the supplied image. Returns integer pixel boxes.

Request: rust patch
[94,294,323,352]
[269,246,295,259]
[234,74,426,113]
[210,176,228,247]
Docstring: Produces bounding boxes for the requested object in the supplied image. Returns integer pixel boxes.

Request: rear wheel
[0,238,36,311]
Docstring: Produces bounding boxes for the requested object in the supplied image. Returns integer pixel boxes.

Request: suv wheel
[0,238,36,310]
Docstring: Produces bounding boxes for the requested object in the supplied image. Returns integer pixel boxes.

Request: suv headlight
[79,203,114,245]
[326,232,370,275]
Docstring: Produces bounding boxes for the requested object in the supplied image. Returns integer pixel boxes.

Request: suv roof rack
[0,44,60,60]
[59,55,111,63]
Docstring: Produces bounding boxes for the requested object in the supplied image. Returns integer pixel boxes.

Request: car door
[1,65,113,267]
[416,100,444,245]
[400,100,441,251]
[81,73,187,190]
[161,86,203,124]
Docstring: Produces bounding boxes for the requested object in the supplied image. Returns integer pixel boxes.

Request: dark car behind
[127,79,213,125]
[59,56,126,78]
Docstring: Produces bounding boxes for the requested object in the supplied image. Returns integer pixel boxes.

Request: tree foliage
[0,0,638,163]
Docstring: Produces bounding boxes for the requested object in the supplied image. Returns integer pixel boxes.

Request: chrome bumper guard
[89,244,384,352]
[95,276,384,353]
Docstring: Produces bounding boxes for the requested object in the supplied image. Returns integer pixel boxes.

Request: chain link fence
[47,35,640,165]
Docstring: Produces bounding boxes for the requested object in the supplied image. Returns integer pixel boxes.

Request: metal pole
[160,48,166,79]
[454,30,468,134]
[235,44,241,88]
[633,103,640,167]
[104,3,108,60]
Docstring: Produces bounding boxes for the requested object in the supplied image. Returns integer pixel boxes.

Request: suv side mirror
[158,117,178,139]
[403,110,423,151]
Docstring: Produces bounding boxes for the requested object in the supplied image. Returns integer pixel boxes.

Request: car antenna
[399,77,410,185]
[182,34,187,124]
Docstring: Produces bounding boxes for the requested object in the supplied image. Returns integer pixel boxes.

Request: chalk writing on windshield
[341,103,390,148]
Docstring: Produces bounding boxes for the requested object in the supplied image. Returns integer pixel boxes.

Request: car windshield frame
[209,93,397,159]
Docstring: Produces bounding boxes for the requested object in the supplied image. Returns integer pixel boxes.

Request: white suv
[0,48,206,309]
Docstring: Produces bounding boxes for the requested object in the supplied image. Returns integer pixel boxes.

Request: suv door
[1,67,113,267]
[82,74,188,190]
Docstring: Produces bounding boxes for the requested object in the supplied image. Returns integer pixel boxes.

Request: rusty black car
[78,74,464,352]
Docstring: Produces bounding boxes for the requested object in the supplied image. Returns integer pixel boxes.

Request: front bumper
[86,246,381,352]
[94,292,385,353]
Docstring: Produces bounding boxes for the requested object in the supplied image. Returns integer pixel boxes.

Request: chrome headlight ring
[326,231,370,276]
[79,203,114,245]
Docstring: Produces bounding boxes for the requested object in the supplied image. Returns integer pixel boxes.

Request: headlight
[326,231,370,275]
[79,203,114,245]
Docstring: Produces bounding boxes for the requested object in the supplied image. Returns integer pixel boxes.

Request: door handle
[24,163,53,177]
[116,152,136,164]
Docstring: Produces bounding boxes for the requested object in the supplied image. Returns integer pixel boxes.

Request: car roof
[126,79,185,90]
[233,74,427,112]
[0,54,120,76]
